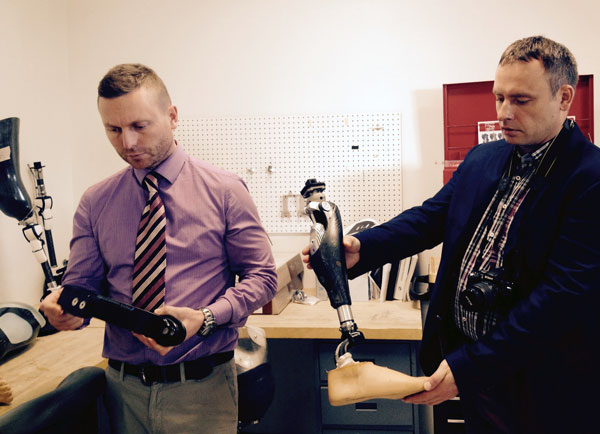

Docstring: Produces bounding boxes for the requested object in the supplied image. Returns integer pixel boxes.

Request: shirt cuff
[207,298,233,326]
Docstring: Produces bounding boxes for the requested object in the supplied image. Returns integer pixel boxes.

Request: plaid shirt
[454,142,550,341]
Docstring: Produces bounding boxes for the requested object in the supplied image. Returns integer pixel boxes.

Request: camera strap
[505,119,575,282]
[529,118,574,191]
[475,119,573,272]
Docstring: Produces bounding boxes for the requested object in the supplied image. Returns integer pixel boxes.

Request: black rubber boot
[0,117,33,221]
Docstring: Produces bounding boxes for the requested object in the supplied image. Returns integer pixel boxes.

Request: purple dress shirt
[62,145,277,365]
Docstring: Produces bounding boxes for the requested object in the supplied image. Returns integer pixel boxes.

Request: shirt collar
[515,140,551,172]
[133,142,185,186]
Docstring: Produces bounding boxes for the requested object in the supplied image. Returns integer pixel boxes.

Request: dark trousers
[458,372,534,434]
[460,385,514,433]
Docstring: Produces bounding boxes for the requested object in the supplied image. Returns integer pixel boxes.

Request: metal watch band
[197,307,216,337]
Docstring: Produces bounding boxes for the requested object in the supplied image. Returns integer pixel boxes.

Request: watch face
[198,308,216,336]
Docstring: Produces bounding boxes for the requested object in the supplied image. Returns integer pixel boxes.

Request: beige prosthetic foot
[328,358,426,406]
[0,376,13,404]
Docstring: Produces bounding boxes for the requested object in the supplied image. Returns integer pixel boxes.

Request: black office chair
[0,366,106,434]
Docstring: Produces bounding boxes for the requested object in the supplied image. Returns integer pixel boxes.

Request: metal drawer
[320,386,414,428]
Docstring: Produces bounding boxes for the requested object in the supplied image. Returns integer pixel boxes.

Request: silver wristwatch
[197,307,216,337]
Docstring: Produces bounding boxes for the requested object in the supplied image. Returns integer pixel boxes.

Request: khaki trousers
[105,358,238,434]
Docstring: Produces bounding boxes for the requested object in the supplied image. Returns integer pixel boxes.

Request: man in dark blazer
[306,36,600,433]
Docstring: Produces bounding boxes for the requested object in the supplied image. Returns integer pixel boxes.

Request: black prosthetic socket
[0,117,33,221]
[307,204,352,308]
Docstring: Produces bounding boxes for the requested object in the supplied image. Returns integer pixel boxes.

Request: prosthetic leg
[0,117,57,293]
[301,179,425,406]
[1,117,58,338]
[301,179,364,361]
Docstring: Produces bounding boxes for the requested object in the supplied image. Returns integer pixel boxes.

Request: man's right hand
[39,287,84,331]
[301,235,361,270]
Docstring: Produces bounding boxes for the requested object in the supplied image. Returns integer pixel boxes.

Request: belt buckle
[140,367,152,386]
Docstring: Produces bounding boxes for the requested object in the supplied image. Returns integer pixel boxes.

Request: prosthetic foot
[0,117,33,221]
[328,355,426,406]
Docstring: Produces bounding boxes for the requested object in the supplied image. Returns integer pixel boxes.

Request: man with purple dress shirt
[40,64,277,433]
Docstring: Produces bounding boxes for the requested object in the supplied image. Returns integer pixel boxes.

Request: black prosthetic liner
[0,117,33,221]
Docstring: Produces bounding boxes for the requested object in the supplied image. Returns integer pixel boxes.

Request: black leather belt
[108,351,234,385]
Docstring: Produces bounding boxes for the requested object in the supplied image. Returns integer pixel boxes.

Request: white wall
[1,0,599,304]
[0,0,73,303]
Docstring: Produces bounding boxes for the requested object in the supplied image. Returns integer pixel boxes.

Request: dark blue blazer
[351,122,600,432]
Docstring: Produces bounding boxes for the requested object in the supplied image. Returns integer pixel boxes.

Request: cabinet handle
[355,402,377,411]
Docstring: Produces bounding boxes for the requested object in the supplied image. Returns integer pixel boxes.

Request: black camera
[459,268,515,313]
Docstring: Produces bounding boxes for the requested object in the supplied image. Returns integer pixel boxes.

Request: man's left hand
[132,306,205,356]
[402,359,458,406]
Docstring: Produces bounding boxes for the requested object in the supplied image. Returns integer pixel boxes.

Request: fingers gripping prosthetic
[301,179,426,406]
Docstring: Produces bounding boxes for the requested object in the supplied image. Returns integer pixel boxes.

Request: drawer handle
[355,402,377,411]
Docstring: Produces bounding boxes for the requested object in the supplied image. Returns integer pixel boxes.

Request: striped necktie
[132,172,166,312]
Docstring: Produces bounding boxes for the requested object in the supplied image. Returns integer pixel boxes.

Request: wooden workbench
[0,318,106,415]
[0,299,422,417]
[246,299,422,340]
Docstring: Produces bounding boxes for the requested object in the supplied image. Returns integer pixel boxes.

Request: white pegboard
[175,113,402,233]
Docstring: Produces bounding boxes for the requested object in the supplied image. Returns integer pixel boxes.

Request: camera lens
[460,281,498,312]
